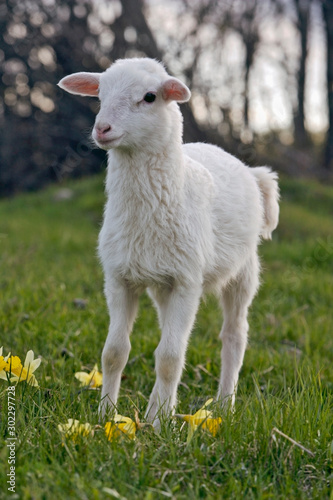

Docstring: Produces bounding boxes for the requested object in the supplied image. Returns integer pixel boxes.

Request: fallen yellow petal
[202,417,222,437]
[174,399,222,442]
[105,415,136,441]
[58,419,92,442]
[75,364,103,388]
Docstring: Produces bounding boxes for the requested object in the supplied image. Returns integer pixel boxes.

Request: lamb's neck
[106,143,185,204]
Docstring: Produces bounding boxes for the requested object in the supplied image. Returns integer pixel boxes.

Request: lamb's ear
[161,78,191,103]
[58,72,100,96]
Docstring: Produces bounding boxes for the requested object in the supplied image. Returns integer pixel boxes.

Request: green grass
[0,173,332,499]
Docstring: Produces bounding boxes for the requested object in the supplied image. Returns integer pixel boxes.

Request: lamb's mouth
[95,135,124,149]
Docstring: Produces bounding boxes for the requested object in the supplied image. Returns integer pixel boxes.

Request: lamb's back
[183,142,264,284]
[183,142,262,215]
[183,143,252,189]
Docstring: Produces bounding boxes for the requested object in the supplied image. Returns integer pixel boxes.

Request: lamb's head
[58,58,191,152]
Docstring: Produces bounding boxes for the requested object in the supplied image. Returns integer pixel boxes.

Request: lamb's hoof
[98,398,115,422]
[145,404,162,432]
[216,393,235,414]
[152,417,162,433]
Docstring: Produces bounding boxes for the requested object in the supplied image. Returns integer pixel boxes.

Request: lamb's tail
[252,167,280,240]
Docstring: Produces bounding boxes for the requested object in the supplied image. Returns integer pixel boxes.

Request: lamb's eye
[144,92,156,103]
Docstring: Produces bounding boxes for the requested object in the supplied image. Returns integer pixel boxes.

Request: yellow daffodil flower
[58,419,92,442]
[174,399,222,442]
[9,350,41,387]
[75,364,103,388]
[105,415,136,441]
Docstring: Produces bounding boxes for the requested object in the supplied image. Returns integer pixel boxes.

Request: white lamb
[58,58,279,426]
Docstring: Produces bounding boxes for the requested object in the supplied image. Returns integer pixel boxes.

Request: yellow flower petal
[0,346,5,378]
[24,350,41,372]
[75,364,103,388]
[202,398,214,408]
[58,419,92,442]
[175,399,221,442]
[105,415,136,441]
[75,372,92,385]
[184,409,212,425]
[6,356,22,374]
[24,350,34,366]
[91,371,103,387]
[202,417,222,437]
[0,357,7,372]
[0,347,7,379]
[10,373,39,387]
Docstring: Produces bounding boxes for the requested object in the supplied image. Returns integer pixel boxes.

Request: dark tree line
[0,0,102,194]
[0,0,332,196]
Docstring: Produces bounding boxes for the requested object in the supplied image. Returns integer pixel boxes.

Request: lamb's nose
[95,123,111,136]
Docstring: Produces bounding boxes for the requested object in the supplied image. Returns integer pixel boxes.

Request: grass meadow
[0,173,332,499]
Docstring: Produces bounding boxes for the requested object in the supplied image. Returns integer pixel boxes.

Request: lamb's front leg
[99,279,138,418]
[146,285,202,427]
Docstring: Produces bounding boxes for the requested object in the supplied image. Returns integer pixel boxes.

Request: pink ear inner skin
[162,80,188,102]
[63,75,99,96]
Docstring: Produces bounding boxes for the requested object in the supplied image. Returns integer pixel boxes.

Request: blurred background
[0,0,332,196]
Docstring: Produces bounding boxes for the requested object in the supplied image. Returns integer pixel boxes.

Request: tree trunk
[244,39,256,129]
[294,0,309,145]
[111,0,163,60]
[323,0,333,170]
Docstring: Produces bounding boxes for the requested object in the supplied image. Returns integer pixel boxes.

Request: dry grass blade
[272,427,315,457]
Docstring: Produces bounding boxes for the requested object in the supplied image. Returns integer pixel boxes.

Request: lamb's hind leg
[217,253,260,407]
